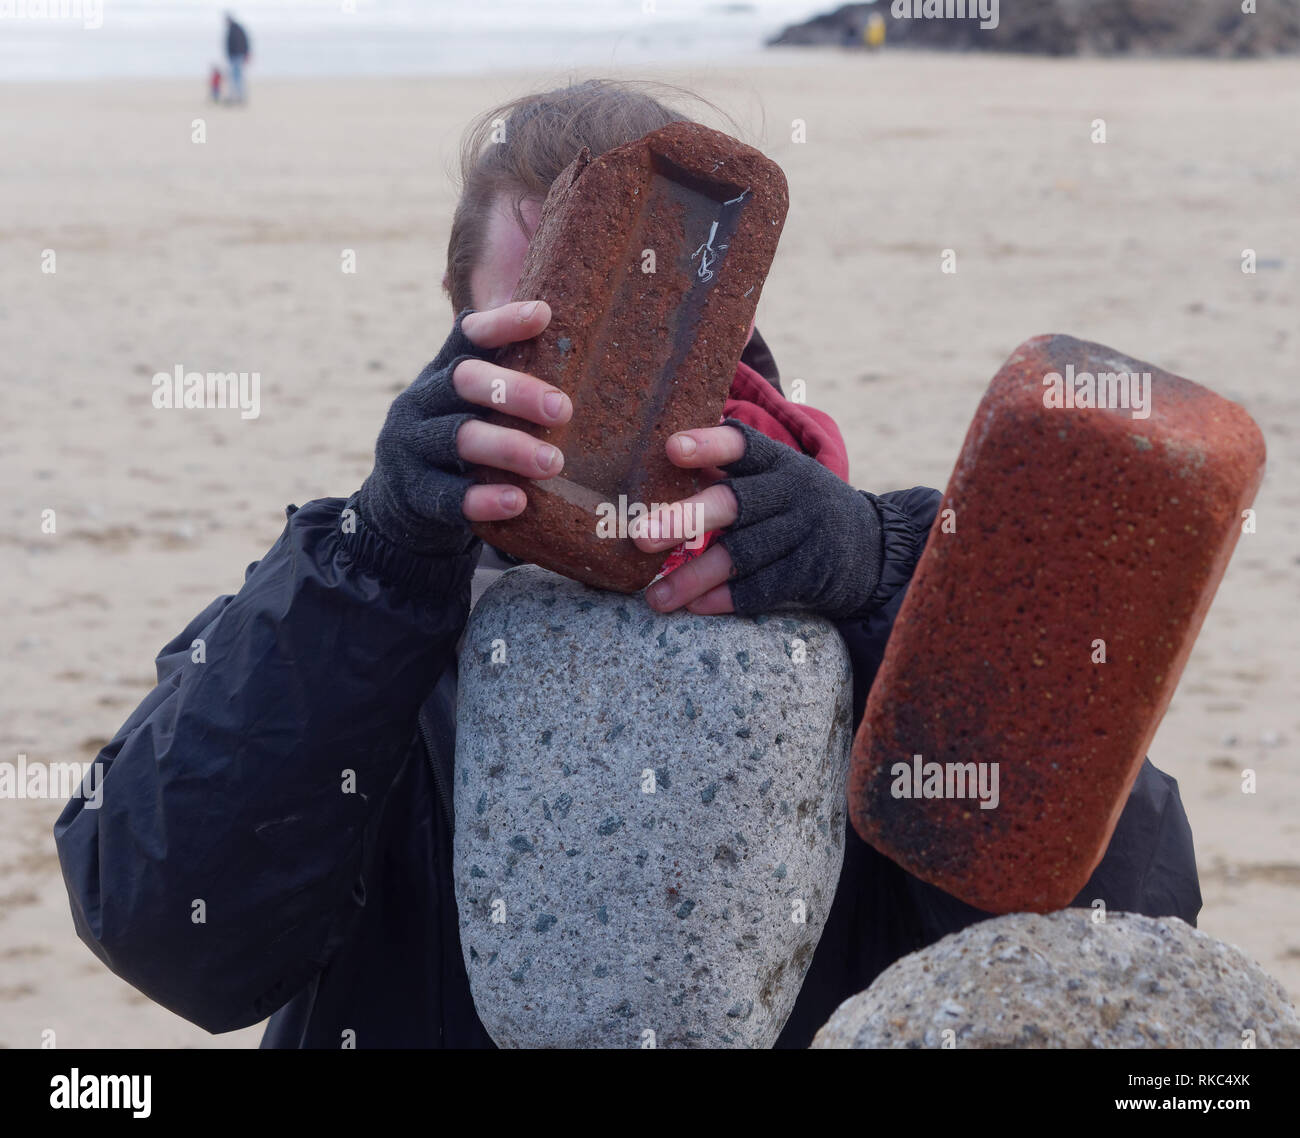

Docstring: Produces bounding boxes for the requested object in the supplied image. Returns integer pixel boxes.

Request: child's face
[467,194,543,312]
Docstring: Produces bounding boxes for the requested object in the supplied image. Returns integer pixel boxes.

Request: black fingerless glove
[355,309,492,557]
[718,419,885,619]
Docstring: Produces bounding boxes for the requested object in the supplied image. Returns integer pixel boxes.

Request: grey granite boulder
[812,909,1300,1048]
[453,564,854,1048]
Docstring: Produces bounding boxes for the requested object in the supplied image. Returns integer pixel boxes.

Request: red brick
[471,121,788,592]
[848,335,1266,913]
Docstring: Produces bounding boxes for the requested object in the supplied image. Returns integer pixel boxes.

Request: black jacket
[226,21,249,61]
[53,343,1201,1048]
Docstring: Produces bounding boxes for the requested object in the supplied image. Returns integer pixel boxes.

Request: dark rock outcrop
[769,1,1300,58]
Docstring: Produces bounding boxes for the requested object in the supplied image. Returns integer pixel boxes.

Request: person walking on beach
[224,12,251,104]
[53,80,1201,1048]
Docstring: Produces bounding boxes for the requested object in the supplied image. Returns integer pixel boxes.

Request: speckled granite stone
[812,910,1300,1049]
[454,564,853,1048]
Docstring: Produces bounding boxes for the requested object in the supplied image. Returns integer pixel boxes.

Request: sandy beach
[2,51,1297,1047]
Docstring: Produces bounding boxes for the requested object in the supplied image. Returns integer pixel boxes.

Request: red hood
[724,359,850,481]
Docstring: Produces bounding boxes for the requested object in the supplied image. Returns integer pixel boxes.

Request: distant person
[209,63,223,103]
[865,12,886,50]
[224,12,250,104]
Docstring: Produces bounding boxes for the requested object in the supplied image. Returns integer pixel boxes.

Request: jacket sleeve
[836,486,943,722]
[53,497,477,1033]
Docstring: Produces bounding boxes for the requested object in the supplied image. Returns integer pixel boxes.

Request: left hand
[631,419,885,619]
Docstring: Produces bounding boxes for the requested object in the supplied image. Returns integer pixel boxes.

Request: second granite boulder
[453,564,854,1048]
[811,909,1300,1049]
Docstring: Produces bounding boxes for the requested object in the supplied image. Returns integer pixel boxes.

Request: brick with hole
[471,121,788,593]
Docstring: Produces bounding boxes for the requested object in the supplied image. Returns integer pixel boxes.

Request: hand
[631,419,885,619]
[356,300,572,556]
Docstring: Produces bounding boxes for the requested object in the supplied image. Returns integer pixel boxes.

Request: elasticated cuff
[339,491,480,597]
[860,490,923,613]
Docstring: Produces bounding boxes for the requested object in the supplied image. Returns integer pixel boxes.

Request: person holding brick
[54,79,1201,1048]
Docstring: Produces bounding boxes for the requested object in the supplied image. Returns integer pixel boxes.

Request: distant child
[209,64,222,103]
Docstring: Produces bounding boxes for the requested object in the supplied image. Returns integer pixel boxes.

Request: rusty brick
[471,121,789,592]
[848,335,1266,913]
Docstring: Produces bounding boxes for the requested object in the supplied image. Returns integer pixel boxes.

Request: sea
[0,0,839,80]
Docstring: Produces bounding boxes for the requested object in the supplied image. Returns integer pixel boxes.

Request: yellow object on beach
[865,12,886,48]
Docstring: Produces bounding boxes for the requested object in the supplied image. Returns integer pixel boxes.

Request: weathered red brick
[471,121,789,592]
[848,335,1266,913]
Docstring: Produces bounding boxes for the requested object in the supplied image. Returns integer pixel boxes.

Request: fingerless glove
[356,309,494,556]
[718,419,885,619]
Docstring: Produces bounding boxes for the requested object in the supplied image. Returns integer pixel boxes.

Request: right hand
[356,300,572,556]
